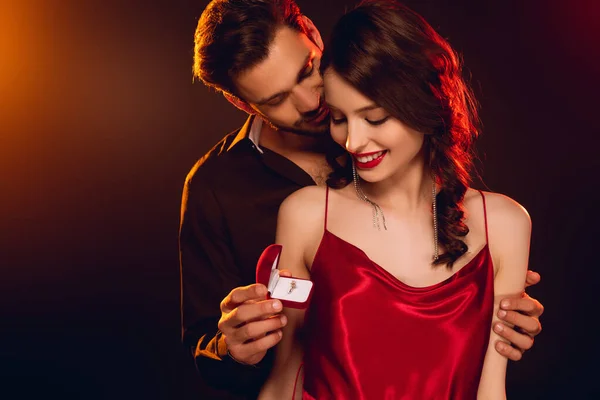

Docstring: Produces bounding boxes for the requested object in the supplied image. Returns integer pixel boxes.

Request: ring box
[255,244,313,309]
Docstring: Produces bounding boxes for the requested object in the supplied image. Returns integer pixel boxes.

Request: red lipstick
[351,150,387,169]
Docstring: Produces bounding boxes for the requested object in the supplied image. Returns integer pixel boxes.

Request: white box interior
[267,253,312,303]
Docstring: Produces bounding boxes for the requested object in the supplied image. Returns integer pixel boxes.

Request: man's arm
[179,174,282,395]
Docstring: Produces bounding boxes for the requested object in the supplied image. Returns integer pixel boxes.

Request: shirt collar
[248,117,264,154]
[226,115,264,154]
[227,115,317,187]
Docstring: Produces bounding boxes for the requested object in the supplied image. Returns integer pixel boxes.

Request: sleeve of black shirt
[179,172,270,397]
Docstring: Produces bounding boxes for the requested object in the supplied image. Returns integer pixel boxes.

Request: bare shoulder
[280,185,327,211]
[278,186,327,224]
[480,191,531,231]
[276,186,328,270]
[277,185,327,233]
[474,190,532,270]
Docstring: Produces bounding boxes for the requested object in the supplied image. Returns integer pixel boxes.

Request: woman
[259,1,530,398]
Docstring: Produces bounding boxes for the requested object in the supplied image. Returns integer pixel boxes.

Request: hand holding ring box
[255,244,314,309]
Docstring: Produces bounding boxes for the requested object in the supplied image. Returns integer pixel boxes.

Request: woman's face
[323,68,425,183]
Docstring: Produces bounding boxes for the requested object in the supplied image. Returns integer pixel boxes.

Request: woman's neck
[360,158,436,213]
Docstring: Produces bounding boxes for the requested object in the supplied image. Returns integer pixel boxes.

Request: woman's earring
[352,161,387,230]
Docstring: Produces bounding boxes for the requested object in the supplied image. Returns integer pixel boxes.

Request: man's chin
[272,122,329,137]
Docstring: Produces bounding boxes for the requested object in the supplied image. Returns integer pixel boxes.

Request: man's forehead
[234,28,317,101]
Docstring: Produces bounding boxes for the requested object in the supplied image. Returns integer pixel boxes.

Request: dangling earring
[432,174,439,261]
[352,161,387,231]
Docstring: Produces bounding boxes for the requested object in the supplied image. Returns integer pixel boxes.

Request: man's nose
[294,85,321,114]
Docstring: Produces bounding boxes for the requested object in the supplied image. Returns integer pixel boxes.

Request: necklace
[352,162,439,261]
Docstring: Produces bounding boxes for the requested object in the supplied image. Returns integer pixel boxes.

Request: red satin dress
[301,188,494,400]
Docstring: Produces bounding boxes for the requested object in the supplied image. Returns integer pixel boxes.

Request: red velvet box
[255,244,314,309]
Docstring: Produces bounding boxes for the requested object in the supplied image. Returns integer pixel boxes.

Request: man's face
[234,26,329,136]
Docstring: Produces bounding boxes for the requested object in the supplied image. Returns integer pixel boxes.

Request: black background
[1,0,598,398]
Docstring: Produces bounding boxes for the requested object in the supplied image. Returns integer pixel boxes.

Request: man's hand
[493,270,544,361]
[218,271,292,366]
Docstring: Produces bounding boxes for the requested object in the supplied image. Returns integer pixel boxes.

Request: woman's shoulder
[277,185,329,230]
[280,185,328,212]
[464,189,531,230]
[276,186,330,260]
[280,184,353,217]
[464,189,531,269]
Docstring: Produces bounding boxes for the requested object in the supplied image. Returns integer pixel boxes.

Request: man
[179,1,544,398]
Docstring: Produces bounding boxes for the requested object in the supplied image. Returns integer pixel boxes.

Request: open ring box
[255,244,314,309]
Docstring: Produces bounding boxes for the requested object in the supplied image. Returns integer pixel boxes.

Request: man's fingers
[229,330,284,362]
[220,284,268,313]
[497,309,542,336]
[525,270,541,288]
[224,299,283,329]
[232,314,288,343]
[500,295,544,318]
[494,340,523,361]
[493,322,535,353]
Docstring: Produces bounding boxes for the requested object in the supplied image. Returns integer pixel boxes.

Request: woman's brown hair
[322,0,480,268]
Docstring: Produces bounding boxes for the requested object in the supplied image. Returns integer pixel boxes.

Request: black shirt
[179,116,315,399]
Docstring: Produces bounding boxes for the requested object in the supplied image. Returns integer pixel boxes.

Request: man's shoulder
[184,128,246,189]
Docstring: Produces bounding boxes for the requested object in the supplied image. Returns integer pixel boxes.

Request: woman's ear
[301,15,324,51]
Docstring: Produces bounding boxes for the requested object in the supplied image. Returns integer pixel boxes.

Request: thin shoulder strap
[324,186,330,231]
[478,190,489,244]
[291,362,304,400]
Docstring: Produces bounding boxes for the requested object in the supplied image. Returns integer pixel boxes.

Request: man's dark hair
[193,0,307,96]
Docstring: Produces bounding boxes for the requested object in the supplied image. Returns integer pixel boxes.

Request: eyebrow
[326,103,382,113]
[255,51,314,106]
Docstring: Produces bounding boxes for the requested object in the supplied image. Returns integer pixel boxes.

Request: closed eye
[265,95,287,107]
[299,60,315,82]
[331,117,347,125]
[366,116,390,126]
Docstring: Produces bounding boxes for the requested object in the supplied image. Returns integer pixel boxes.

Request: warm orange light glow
[0,2,45,127]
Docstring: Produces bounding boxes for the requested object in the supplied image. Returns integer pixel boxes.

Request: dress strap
[478,190,489,244]
[292,362,304,400]
[324,186,330,231]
